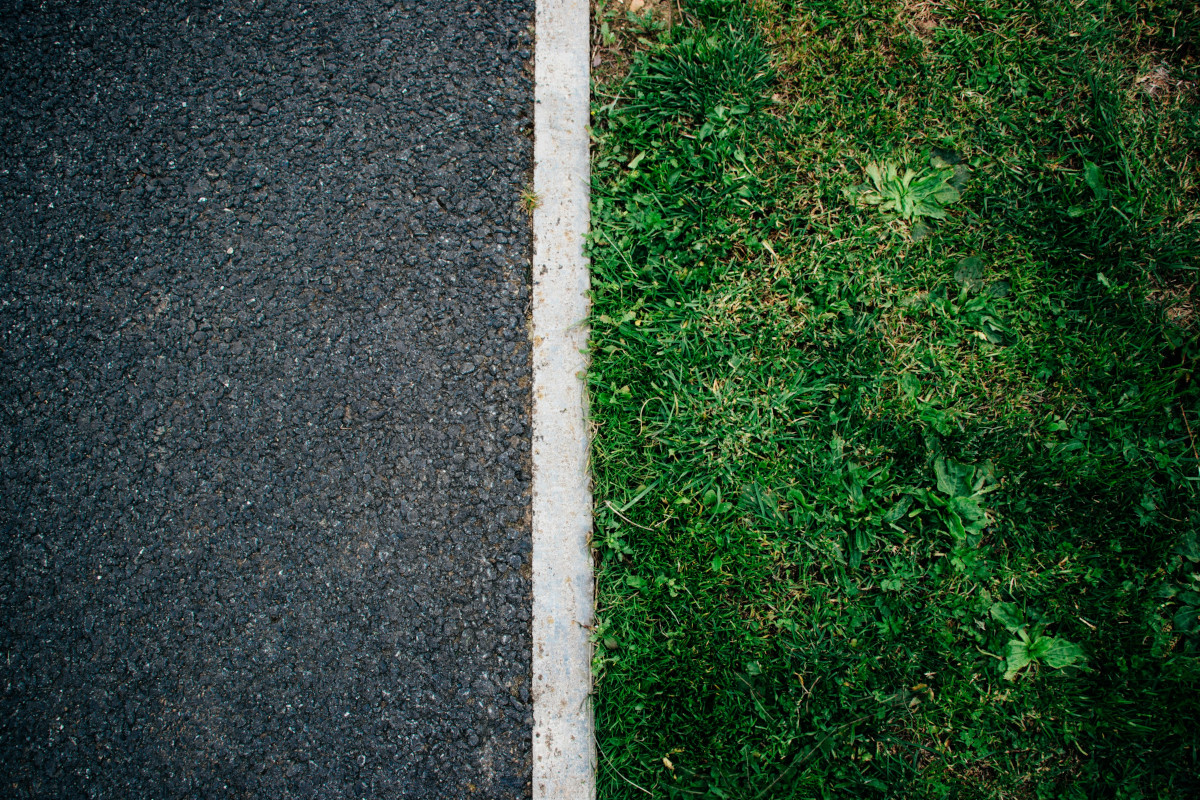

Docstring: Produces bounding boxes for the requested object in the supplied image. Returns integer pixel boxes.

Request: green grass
[587,0,1200,797]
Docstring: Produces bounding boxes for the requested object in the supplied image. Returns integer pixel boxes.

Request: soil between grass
[588,0,1200,797]
[1,1,535,797]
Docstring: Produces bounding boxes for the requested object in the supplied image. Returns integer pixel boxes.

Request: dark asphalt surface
[0,1,535,796]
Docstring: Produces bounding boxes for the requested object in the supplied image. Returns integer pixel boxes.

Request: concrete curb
[530,0,595,798]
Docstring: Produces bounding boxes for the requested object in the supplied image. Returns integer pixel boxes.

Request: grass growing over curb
[588,0,1200,797]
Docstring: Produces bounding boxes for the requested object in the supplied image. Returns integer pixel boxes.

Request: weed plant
[588,0,1200,797]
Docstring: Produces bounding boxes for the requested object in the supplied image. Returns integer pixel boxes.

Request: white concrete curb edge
[530,0,595,798]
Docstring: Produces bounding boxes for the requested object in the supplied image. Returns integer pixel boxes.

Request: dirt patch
[1134,62,1197,101]
[899,0,942,43]
[1147,274,1199,329]
[592,0,677,87]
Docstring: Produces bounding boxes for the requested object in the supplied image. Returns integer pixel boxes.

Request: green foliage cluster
[845,159,966,239]
[588,0,1200,797]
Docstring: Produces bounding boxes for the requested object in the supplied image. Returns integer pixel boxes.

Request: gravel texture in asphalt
[0,1,535,796]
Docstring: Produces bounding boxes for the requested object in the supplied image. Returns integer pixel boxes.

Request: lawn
[586,0,1200,797]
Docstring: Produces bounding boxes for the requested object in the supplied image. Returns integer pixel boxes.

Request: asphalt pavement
[0,1,536,796]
